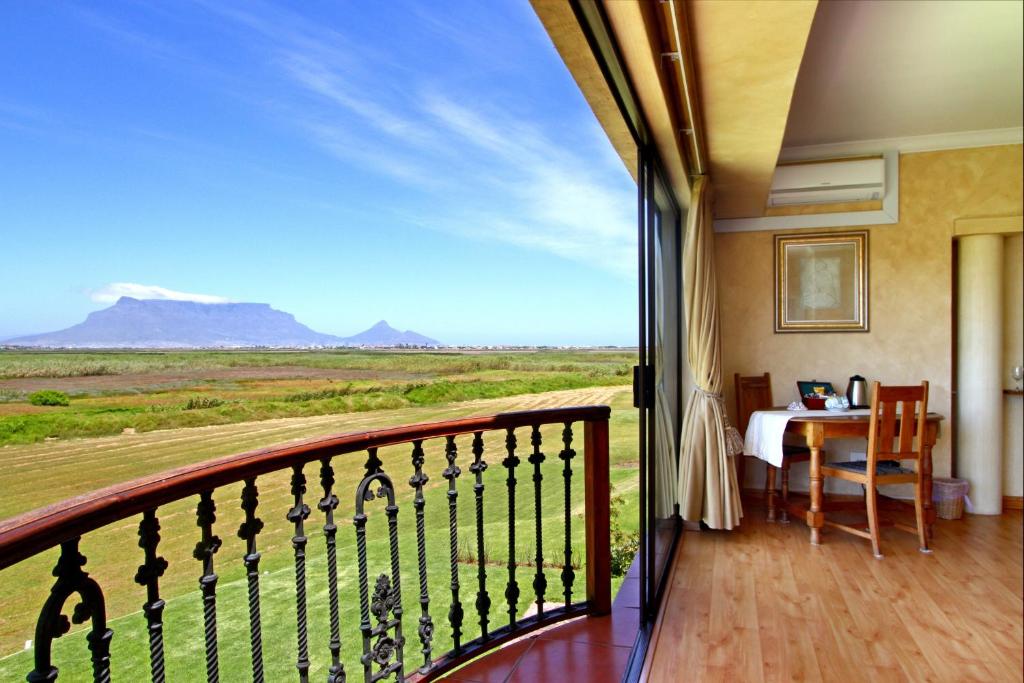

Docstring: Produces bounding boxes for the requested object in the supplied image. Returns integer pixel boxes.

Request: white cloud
[90,283,233,304]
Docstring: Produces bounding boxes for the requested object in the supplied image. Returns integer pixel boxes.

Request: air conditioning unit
[768,157,885,207]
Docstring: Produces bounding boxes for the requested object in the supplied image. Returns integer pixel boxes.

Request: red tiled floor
[440,577,640,682]
[505,639,632,682]
[440,565,638,683]
[445,638,535,683]
[537,607,639,648]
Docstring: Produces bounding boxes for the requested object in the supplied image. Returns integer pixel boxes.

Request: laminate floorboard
[645,500,1023,682]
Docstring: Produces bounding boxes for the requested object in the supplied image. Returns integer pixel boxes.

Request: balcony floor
[441,569,640,682]
[645,498,1023,681]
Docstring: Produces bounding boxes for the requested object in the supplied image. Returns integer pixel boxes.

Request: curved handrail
[0,405,610,570]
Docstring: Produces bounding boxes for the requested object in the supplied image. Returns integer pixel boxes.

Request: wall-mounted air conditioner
[767,157,886,207]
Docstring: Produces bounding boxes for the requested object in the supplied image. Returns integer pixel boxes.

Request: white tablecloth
[743,409,871,467]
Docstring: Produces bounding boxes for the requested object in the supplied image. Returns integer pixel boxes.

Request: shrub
[609,492,640,577]
[28,390,70,407]
[184,396,224,410]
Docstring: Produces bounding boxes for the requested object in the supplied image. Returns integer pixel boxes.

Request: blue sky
[0,1,637,346]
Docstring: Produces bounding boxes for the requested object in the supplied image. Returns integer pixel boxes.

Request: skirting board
[1004,496,1024,511]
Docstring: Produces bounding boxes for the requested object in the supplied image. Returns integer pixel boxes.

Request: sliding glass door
[637,149,684,619]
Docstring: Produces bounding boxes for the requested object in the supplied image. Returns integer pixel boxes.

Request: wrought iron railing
[0,405,611,682]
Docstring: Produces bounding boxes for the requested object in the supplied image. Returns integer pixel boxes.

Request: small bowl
[803,395,826,410]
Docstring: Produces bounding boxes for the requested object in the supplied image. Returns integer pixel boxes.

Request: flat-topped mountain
[5,298,441,348]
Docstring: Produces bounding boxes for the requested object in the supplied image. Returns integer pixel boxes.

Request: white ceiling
[782,0,1024,151]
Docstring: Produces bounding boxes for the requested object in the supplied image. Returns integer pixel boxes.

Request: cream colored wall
[717,145,1024,493]
[1004,233,1023,499]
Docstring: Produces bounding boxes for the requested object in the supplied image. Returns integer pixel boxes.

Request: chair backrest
[866,380,929,472]
[734,372,773,436]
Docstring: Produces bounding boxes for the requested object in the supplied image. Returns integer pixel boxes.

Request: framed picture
[774,230,868,332]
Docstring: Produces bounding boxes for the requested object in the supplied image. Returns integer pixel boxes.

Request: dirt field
[0,365,428,394]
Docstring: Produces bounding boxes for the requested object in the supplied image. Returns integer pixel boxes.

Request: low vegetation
[27,389,70,406]
[0,350,634,445]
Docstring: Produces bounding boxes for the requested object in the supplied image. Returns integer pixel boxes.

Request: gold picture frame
[774,230,868,333]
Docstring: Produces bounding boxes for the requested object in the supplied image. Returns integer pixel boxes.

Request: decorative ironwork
[3,407,610,683]
[135,509,168,683]
[355,450,405,682]
[559,422,576,605]
[193,490,222,683]
[469,431,491,639]
[503,428,521,626]
[318,457,346,683]
[288,464,312,683]
[529,425,547,615]
[442,435,464,651]
[237,479,265,683]
[27,538,113,683]
[408,440,434,674]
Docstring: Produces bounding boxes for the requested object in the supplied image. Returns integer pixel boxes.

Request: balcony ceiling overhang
[687,0,818,219]
[533,0,818,217]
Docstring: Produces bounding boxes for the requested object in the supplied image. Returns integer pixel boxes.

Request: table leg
[766,465,777,522]
[808,445,823,545]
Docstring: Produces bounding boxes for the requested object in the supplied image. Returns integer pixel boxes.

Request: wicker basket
[932,477,969,520]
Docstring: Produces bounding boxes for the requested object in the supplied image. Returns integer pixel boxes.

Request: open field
[0,360,639,681]
[0,349,634,445]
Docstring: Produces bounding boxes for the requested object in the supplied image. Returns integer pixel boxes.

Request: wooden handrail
[0,405,610,570]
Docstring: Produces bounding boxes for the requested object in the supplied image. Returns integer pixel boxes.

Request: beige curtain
[677,176,743,530]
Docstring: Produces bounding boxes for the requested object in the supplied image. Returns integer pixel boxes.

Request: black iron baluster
[354,448,405,682]
[559,422,576,605]
[318,457,346,683]
[503,428,520,627]
[385,477,405,682]
[528,425,547,616]
[135,509,168,683]
[193,491,222,683]
[27,538,113,683]
[442,435,464,651]
[287,464,312,683]
[469,431,490,639]
[237,479,265,683]
[409,440,434,674]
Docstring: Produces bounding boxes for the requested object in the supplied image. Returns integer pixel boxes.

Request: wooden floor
[645,499,1023,682]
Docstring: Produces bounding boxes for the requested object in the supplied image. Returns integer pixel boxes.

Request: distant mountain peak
[5,300,441,348]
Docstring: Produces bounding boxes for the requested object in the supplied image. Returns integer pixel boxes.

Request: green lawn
[0,386,639,681]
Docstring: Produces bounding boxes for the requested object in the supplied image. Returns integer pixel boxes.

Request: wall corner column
[957,233,1005,514]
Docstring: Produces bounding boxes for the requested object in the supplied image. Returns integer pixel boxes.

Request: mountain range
[4,297,441,348]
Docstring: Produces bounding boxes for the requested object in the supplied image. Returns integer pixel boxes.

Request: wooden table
[780,412,944,545]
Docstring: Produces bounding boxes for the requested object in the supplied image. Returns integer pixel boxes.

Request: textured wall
[717,144,1024,493]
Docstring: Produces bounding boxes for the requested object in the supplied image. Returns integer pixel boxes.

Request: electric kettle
[846,375,869,408]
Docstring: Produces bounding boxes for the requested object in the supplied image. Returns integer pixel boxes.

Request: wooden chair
[734,372,813,522]
[821,381,930,558]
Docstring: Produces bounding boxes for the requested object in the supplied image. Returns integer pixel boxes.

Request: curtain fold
[677,176,743,530]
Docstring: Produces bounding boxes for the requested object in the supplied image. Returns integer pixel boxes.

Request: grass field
[0,349,634,445]
[0,350,639,681]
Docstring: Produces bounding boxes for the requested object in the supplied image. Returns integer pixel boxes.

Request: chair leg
[865,483,882,558]
[780,464,790,523]
[914,477,931,553]
[766,465,777,522]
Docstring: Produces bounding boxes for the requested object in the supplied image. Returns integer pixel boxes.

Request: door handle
[633,364,655,408]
